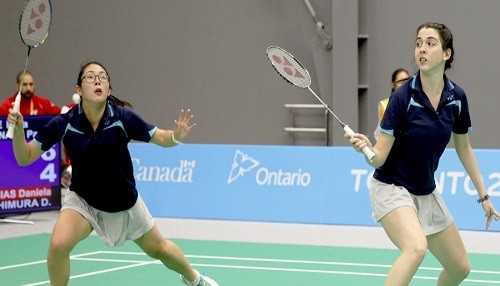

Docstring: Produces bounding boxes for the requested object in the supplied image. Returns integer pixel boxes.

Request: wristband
[172,133,183,145]
[477,194,489,204]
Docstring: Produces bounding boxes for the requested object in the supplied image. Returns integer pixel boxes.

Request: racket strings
[267,47,311,88]
[20,0,51,47]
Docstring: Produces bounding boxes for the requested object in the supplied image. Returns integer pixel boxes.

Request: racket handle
[6,92,21,139]
[344,125,375,162]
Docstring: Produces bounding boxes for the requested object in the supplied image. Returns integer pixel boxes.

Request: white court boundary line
[2,250,498,285]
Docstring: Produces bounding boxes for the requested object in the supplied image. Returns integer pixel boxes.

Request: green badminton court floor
[1,234,500,285]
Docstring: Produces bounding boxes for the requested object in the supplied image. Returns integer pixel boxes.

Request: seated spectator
[0,71,61,116]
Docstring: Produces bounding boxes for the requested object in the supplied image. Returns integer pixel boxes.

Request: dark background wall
[1,0,499,148]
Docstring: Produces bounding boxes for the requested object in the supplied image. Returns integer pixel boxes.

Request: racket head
[266,46,311,89]
[19,0,52,48]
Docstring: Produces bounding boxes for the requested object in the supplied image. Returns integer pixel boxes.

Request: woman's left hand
[173,109,196,142]
[481,200,500,230]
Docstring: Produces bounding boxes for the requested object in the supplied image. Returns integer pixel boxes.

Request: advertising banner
[0,116,61,215]
[131,143,499,232]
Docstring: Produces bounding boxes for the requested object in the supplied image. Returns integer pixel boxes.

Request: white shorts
[369,177,454,235]
[61,190,155,247]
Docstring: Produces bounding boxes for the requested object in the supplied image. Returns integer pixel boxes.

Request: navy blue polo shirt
[374,72,471,195]
[34,101,157,212]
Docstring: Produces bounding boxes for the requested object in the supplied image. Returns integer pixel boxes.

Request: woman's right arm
[347,131,394,168]
[9,112,44,166]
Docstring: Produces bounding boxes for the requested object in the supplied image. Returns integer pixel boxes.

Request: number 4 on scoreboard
[40,147,58,183]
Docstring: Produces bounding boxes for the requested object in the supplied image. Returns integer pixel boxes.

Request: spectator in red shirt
[0,71,61,116]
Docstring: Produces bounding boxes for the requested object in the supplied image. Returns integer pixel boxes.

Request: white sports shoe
[180,272,219,286]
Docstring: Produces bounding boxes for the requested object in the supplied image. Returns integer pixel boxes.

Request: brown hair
[416,22,454,71]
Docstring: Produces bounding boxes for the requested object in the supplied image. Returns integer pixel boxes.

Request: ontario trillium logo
[227,150,260,184]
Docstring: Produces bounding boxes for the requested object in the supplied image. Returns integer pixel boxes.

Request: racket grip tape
[6,93,21,139]
[343,125,376,162]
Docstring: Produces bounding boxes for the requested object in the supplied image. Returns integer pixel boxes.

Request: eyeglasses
[81,74,109,83]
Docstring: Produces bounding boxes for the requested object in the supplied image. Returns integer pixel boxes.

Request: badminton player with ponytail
[347,22,499,285]
[8,61,218,286]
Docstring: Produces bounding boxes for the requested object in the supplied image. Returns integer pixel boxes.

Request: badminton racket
[7,0,52,139]
[266,45,375,161]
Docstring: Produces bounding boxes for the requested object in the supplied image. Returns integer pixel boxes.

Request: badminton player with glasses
[7,61,219,286]
[347,22,499,285]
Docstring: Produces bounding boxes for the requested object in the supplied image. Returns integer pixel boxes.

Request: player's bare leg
[47,209,92,286]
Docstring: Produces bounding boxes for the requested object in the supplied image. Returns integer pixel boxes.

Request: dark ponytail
[108,94,132,108]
